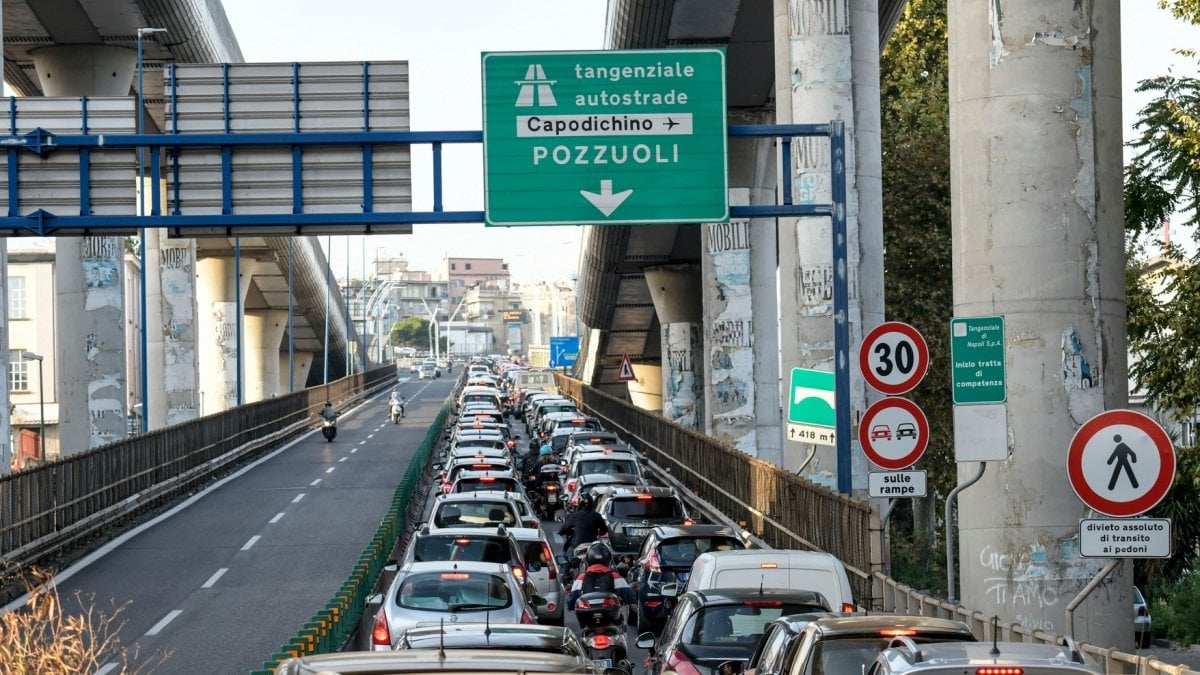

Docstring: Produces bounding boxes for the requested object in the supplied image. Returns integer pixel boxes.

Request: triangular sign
[617,353,636,382]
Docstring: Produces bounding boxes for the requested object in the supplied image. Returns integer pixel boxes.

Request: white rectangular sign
[1079,518,1172,558]
[787,423,836,447]
[953,403,1008,462]
[868,471,927,498]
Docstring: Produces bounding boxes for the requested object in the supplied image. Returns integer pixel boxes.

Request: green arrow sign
[482,49,729,226]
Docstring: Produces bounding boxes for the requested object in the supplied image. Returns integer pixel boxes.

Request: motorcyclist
[558,494,607,554]
[525,445,558,494]
[565,541,635,611]
[388,389,405,416]
[320,400,338,423]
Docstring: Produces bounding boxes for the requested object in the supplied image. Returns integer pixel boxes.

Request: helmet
[539,445,553,457]
[577,494,594,511]
[324,400,332,406]
[585,542,611,566]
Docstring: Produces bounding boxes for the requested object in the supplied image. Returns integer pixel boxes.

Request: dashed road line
[146,609,182,636]
[270,512,286,524]
[292,493,306,503]
[350,448,358,453]
[201,568,229,588]
[367,433,376,439]
[325,467,335,474]
[241,535,261,551]
[310,478,322,486]
[338,457,348,463]
[97,662,119,675]
[359,440,368,445]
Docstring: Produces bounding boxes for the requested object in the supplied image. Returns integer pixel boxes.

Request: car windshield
[610,497,682,519]
[519,540,550,567]
[804,637,905,675]
[658,537,743,565]
[434,501,517,527]
[577,459,639,476]
[412,536,512,564]
[396,572,512,612]
[687,603,827,647]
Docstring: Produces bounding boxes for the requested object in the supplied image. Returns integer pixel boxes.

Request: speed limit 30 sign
[860,321,930,395]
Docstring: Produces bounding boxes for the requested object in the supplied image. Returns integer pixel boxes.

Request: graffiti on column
[975,539,1097,633]
[82,236,126,447]
[801,264,833,315]
[212,301,239,409]
[662,322,699,428]
[706,220,756,455]
[161,242,198,424]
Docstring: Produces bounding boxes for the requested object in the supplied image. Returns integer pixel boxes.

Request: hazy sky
[211,2,1200,278]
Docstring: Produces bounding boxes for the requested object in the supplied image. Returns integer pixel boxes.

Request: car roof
[883,640,1092,671]
[504,526,550,541]
[804,614,977,638]
[401,560,511,574]
[690,587,831,608]
[413,526,514,539]
[652,524,740,539]
[579,473,643,485]
[275,648,589,674]
[397,624,583,652]
[600,485,677,498]
[436,491,519,504]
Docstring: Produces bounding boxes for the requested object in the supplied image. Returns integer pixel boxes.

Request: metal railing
[555,374,1200,675]
[0,366,394,570]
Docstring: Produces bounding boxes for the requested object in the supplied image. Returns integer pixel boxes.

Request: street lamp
[20,352,44,458]
[137,27,167,433]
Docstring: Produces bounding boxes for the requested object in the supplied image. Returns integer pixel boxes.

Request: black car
[638,588,831,675]
[626,525,747,633]
[593,486,689,555]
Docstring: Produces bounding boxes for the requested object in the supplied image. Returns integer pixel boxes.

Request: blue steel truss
[0,117,852,493]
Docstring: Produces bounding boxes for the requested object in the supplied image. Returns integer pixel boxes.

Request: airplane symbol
[665,117,679,130]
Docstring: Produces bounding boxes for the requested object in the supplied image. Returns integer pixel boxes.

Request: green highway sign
[482,49,729,226]
[950,316,1006,404]
[787,367,836,446]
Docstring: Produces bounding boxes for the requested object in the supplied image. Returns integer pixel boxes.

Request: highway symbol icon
[860,321,930,395]
[1067,409,1176,518]
[515,64,557,107]
[858,397,929,470]
[617,353,636,382]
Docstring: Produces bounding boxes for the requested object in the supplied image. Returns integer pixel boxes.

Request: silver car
[508,527,565,625]
[369,561,539,651]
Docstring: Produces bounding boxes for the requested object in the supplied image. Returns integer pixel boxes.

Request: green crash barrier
[257,394,453,673]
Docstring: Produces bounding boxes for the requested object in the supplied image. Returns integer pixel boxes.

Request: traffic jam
[290,356,1102,674]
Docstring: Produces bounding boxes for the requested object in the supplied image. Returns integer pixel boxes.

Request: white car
[507,527,565,626]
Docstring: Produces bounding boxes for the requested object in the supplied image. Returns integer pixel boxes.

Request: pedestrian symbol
[514,64,556,107]
[1106,434,1138,491]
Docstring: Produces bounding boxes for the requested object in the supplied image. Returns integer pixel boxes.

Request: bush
[1148,573,1200,645]
[0,567,169,673]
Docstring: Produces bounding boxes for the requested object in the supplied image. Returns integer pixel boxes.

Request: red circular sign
[859,322,930,395]
[858,397,929,470]
[1067,409,1176,517]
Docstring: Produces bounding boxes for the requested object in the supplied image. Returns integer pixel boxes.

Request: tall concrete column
[245,310,288,401]
[285,351,315,393]
[195,257,241,414]
[645,265,703,428]
[146,231,200,428]
[951,1,1127,646]
[30,45,136,97]
[774,0,885,485]
[56,237,127,452]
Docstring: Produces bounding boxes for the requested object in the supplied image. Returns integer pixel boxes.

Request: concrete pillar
[55,237,127,452]
[146,231,200,428]
[195,257,241,415]
[645,265,703,429]
[29,45,136,97]
[950,1,1128,647]
[774,0,885,485]
[288,351,315,393]
[244,310,288,402]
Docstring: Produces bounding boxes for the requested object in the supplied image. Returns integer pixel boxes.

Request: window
[465,263,473,271]
[8,276,26,319]
[8,350,29,391]
[451,263,457,270]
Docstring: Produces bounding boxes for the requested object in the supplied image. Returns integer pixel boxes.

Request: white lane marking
[367,433,375,439]
[338,457,348,463]
[241,535,261,551]
[310,478,322,486]
[292,493,306,503]
[96,663,119,675]
[201,568,229,588]
[270,512,286,524]
[325,467,335,474]
[145,609,183,636]
[350,448,358,454]
[359,440,368,445]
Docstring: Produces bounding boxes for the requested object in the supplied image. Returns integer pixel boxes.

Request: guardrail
[556,374,1200,674]
[0,366,394,577]
[255,381,458,674]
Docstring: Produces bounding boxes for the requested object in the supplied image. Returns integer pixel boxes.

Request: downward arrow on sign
[580,180,633,217]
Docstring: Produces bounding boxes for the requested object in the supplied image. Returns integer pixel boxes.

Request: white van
[684,549,855,612]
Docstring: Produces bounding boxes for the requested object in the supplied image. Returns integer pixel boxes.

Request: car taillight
[636,494,653,500]
[880,629,917,637]
[645,599,662,608]
[567,480,577,492]
[664,648,703,675]
[590,634,611,649]
[841,602,856,612]
[744,600,782,607]
[542,542,557,580]
[546,483,558,492]
[647,549,661,574]
[508,440,516,448]
[371,609,391,647]
[975,669,1023,675]
[520,608,536,624]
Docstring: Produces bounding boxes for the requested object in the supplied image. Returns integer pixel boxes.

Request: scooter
[574,591,633,673]
[321,417,337,441]
[389,401,404,424]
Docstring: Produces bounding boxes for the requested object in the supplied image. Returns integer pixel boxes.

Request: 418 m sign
[860,322,930,395]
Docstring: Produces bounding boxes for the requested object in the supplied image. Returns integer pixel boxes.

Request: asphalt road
[44,374,456,674]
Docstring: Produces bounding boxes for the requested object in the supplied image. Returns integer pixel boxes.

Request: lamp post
[20,352,44,458]
[137,27,167,433]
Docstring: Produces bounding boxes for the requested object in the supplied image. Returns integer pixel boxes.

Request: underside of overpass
[576,0,905,394]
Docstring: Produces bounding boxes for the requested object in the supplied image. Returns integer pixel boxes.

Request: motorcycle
[320,417,337,441]
[531,464,564,520]
[574,591,633,673]
[389,401,404,424]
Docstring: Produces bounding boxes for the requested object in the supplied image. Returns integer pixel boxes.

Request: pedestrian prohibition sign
[860,321,929,395]
[1067,409,1176,518]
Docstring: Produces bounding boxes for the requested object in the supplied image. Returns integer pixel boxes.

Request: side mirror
[717,662,745,675]
[432,463,444,472]
[366,592,384,607]
[635,632,656,650]
[660,582,679,598]
[383,561,399,573]
[438,450,448,460]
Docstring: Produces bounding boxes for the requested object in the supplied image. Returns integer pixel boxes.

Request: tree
[389,316,430,350]
[878,0,953,593]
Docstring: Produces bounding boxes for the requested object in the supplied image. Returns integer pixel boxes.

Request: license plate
[592,659,612,671]
[625,527,650,537]
[547,494,558,504]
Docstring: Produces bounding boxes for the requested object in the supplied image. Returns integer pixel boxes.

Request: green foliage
[390,316,430,349]
[1127,73,1200,234]
[1148,572,1200,644]
[1161,0,1200,26]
